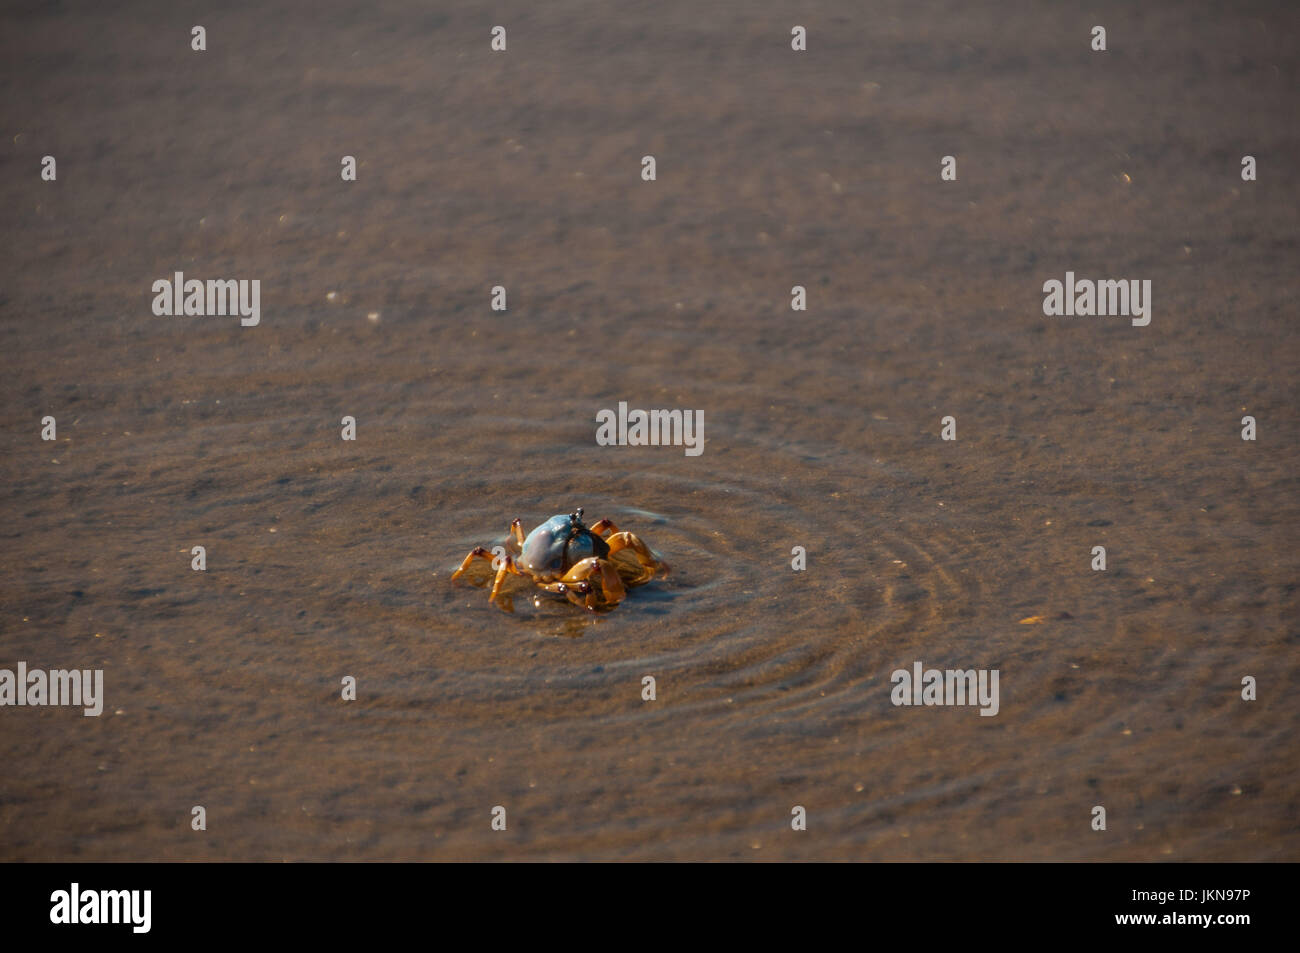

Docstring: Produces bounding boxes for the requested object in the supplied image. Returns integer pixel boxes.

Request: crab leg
[604,532,670,585]
[489,553,526,604]
[452,520,526,586]
[450,546,495,581]
[588,518,620,538]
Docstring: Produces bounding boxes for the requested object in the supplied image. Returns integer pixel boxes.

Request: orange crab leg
[450,546,495,581]
[605,532,670,585]
[489,553,526,604]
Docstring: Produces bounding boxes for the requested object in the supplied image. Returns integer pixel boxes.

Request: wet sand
[1,1,1297,860]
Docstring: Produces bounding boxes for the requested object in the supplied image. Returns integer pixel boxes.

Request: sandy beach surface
[1,1,1297,860]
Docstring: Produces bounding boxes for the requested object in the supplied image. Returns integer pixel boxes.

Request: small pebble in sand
[367,312,380,323]
[326,291,338,302]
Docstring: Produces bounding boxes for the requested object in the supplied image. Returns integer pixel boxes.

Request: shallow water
[1,1,1297,860]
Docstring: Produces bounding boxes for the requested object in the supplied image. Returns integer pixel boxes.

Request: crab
[451,508,669,612]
